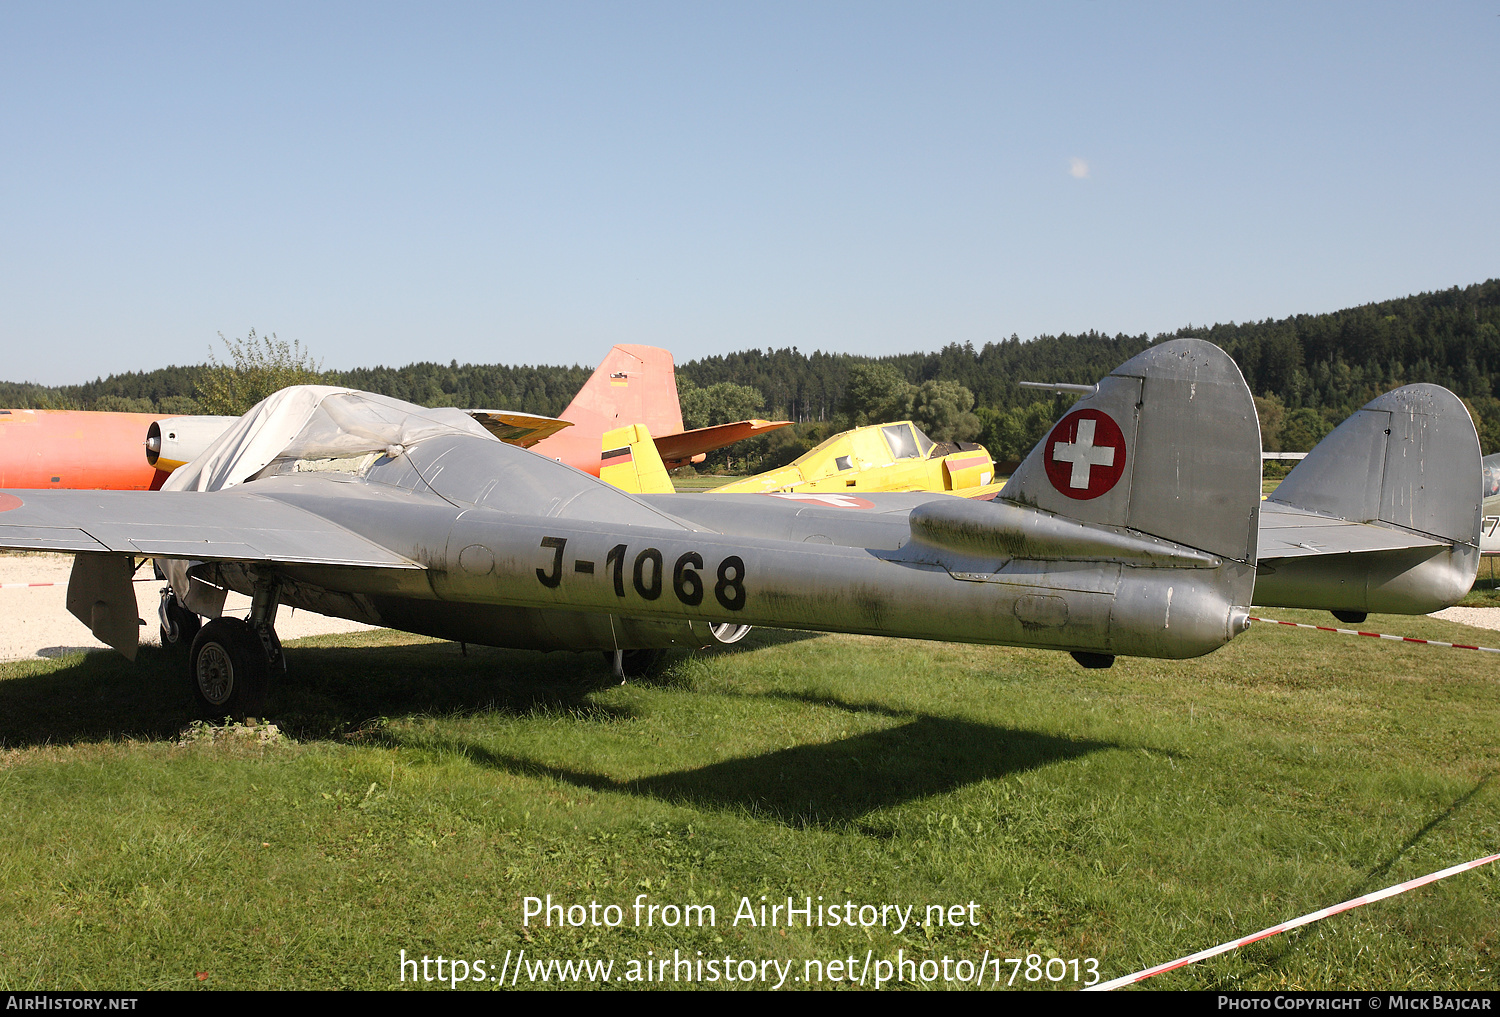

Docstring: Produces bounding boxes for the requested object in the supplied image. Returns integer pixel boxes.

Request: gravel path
[0,553,376,661]
[1428,606,1500,632]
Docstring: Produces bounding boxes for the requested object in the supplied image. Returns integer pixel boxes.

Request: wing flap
[0,526,111,552]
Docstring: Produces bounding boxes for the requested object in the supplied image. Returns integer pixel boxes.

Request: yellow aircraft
[601,420,1005,499]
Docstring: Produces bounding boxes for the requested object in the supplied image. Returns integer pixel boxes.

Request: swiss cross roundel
[1043,409,1126,500]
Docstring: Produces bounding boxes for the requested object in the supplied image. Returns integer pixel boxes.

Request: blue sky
[2,2,1496,384]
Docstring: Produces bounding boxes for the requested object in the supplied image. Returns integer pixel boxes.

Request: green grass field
[1,607,1497,991]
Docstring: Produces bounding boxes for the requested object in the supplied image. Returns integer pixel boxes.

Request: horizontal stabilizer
[1259,503,1446,559]
[653,419,793,465]
[467,410,574,447]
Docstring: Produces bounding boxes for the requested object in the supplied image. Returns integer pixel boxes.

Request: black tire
[160,594,201,649]
[189,618,270,720]
[1331,610,1367,625]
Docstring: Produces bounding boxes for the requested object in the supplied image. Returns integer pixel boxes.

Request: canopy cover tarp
[163,387,494,493]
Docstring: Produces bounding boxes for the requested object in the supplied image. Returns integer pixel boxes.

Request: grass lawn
[1,606,1497,991]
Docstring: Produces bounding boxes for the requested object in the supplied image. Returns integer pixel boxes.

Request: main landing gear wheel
[1331,610,1368,624]
[189,618,270,720]
[708,623,752,645]
[159,588,201,649]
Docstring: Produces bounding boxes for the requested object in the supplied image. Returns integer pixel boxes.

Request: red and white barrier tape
[1250,615,1500,654]
[1,578,159,589]
[1087,850,1500,991]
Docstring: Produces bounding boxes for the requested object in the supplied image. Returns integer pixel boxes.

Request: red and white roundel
[0,493,22,513]
[1043,409,1126,500]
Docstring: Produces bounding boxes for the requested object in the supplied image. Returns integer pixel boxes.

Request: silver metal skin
[1255,384,1481,615]
[0,339,1263,666]
[144,416,241,468]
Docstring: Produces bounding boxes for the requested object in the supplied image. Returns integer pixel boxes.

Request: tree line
[3,280,1497,471]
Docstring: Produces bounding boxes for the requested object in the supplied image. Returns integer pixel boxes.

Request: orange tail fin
[530,345,685,474]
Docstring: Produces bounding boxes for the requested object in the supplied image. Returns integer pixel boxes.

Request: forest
[3,280,1497,471]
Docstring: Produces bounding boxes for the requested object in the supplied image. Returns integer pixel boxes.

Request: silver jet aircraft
[0,339,1474,718]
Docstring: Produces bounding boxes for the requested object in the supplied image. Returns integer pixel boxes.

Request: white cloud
[1068,157,1089,179]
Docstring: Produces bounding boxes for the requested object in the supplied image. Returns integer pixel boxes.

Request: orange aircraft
[0,409,171,490]
[0,345,789,488]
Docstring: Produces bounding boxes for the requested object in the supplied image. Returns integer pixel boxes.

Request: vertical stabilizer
[1269,384,1481,547]
[531,346,685,474]
[600,424,676,494]
[1254,384,1481,615]
[1002,338,1262,564]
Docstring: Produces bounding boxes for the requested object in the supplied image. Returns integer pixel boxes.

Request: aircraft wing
[0,489,421,568]
[467,411,574,447]
[653,419,793,464]
[1258,502,1448,559]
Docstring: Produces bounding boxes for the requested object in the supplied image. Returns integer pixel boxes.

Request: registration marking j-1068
[535,537,748,611]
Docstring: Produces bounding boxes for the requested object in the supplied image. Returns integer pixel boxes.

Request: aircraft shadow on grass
[0,628,823,748]
[440,703,1113,829]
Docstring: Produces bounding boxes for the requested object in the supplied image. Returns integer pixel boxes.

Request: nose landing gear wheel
[159,588,201,648]
[189,618,270,720]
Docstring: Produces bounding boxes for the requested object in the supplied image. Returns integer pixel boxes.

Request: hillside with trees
[3,280,1497,471]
